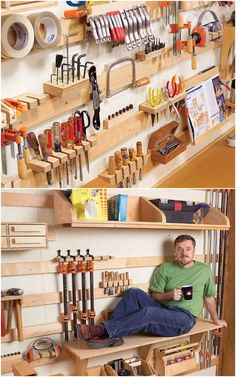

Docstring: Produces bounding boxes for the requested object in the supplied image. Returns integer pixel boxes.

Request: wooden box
[155,342,197,376]
[148,121,187,164]
[104,359,157,376]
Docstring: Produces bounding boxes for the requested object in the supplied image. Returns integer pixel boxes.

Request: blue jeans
[104,288,196,338]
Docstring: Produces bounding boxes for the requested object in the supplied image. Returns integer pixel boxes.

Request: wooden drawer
[1,224,7,236]
[8,224,46,236]
[9,237,47,249]
[1,237,8,249]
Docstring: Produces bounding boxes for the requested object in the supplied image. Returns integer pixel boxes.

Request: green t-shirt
[149,261,216,317]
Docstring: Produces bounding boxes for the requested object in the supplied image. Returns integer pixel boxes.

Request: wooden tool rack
[2,34,231,188]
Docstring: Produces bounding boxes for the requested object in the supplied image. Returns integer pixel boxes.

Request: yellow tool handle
[191,54,197,70]
[17,158,27,179]
[108,156,116,175]
[23,148,31,165]
[178,13,184,28]
[187,38,193,54]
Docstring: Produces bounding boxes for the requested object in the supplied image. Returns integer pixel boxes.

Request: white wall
[1,188,209,375]
[1,1,234,186]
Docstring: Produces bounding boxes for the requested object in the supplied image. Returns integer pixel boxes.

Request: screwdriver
[61,122,73,175]
[52,122,69,185]
[45,129,62,188]
[38,134,52,185]
[67,117,78,180]
[73,113,84,181]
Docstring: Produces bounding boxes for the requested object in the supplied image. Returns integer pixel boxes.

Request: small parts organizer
[100,271,132,295]
[98,141,149,188]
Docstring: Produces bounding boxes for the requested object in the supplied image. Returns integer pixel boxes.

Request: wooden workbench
[155,129,235,188]
[64,318,222,375]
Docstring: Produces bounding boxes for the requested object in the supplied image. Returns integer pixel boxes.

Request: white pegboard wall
[1,1,234,186]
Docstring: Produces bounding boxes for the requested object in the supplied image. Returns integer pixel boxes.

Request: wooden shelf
[53,191,230,230]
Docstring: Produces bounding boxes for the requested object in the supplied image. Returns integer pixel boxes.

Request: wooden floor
[155,129,235,188]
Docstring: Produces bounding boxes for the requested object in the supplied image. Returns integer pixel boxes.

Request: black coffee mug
[181,285,193,300]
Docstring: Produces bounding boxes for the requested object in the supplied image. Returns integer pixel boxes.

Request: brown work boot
[78,323,108,341]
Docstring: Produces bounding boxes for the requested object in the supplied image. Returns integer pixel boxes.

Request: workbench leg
[139,344,155,363]
[75,358,88,376]
[15,300,24,342]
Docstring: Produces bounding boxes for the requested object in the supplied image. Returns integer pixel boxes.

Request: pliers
[166,75,183,98]
[148,87,163,107]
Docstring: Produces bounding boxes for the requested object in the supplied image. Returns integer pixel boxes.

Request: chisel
[38,134,52,185]
[16,134,27,179]
[64,119,78,180]
[45,128,62,188]
[52,122,70,186]
[61,122,73,175]
[27,132,42,160]
[20,127,30,164]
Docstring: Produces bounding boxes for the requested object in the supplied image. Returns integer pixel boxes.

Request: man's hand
[215,319,227,327]
[173,287,182,301]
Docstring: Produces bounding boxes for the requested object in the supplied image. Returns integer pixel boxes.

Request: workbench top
[64,318,222,360]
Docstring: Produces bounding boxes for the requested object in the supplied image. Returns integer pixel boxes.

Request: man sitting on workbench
[79,235,227,348]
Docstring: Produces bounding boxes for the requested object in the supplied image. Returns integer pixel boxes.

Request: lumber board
[2,254,205,277]
[1,192,53,208]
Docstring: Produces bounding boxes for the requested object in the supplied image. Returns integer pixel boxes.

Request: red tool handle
[44,129,53,156]
[61,122,67,145]
[74,116,83,146]
[68,117,75,143]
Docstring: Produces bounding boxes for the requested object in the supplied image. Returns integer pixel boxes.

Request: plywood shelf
[64,317,222,359]
[53,191,230,230]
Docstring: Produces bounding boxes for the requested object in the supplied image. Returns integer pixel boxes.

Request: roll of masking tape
[1,14,34,58]
[28,11,62,49]
[227,133,235,148]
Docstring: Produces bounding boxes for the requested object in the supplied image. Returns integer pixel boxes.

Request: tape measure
[227,134,235,148]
